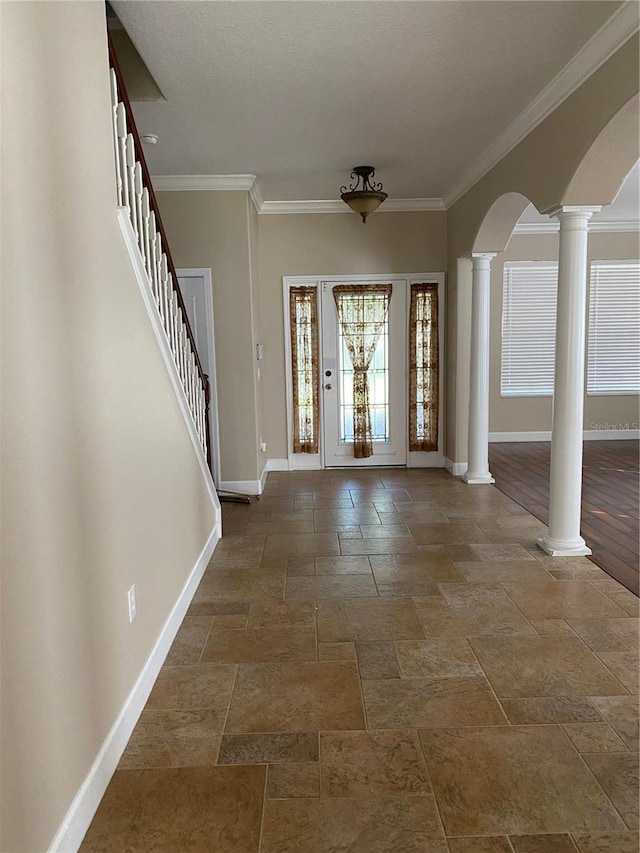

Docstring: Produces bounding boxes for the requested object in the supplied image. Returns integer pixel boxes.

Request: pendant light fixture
[340,166,387,223]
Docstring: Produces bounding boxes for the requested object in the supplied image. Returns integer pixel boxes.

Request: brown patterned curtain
[289,287,319,453]
[409,283,439,452]
[332,284,392,458]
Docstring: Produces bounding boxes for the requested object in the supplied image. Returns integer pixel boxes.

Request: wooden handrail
[108,34,212,472]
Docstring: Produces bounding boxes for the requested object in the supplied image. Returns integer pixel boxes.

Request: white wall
[489,231,640,435]
[0,5,218,850]
[259,211,448,459]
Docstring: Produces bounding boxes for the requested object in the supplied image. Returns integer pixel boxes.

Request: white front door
[321,279,408,467]
[177,269,221,486]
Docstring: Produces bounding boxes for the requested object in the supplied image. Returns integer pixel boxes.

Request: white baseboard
[444,457,467,476]
[489,429,640,442]
[219,479,263,495]
[48,523,221,853]
[584,429,639,440]
[265,458,290,472]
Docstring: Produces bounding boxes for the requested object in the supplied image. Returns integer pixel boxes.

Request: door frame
[177,268,222,488]
[283,273,445,471]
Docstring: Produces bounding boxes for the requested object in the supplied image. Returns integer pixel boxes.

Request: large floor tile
[419,726,626,836]
[201,627,316,663]
[455,560,550,583]
[80,765,265,852]
[510,835,579,852]
[394,638,483,679]
[267,762,320,798]
[596,650,639,692]
[317,597,425,642]
[146,663,237,716]
[414,596,536,638]
[501,579,628,620]
[469,636,628,698]
[584,753,639,829]
[285,574,377,599]
[262,532,341,559]
[363,676,506,728]
[447,838,513,853]
[565,619,629,652]
[571,831,640,852]
[408,522,491,545]
[313,507,382,528]
[606,618,640,651]
[340,537,419,555]
[225,661,365,732]
[164,616,214,665]
[119,710,222,769]
[260,795,448,852]
[217,731,318,765]
[589,696,639,751]
[320,729,431,797]
[191,568,285,601]
[562,722,628,754]
[500,697,603,725]
[355,641,401,679]
[314,555,372,575]
[247,599,316,629]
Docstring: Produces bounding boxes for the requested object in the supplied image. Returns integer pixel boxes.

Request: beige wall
[490,232,640,433]
[258,211,447,458]
[446,35,640,462]
[157,191,263,483]
[0,5,217,851]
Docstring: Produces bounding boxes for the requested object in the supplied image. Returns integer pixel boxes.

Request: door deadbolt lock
[325,370,332,377]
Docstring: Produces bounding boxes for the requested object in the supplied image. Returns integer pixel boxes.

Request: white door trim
[283,273,445,470]
[177,268,222,488]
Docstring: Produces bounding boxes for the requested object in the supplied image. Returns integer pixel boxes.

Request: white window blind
[501,262,558,397]
[587,260,640,395]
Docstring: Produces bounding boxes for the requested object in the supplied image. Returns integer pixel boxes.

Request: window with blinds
[587,260,640,395]
[501,262,558,397]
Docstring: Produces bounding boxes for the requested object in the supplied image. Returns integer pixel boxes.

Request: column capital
[470,252,497,261]
[547,205,602,221]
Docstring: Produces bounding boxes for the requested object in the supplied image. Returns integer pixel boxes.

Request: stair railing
[108,37,212,471]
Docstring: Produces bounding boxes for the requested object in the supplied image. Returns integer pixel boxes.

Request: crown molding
[249,181,264,214]
[443,1,640,208]
[513,218,640,235]
[259,198,445,215]
[152,174,257,192]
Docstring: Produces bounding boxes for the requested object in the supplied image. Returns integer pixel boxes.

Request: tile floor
[81,469,639,852]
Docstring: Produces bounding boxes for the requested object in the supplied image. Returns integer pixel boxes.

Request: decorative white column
[463,253,496,484]
[539,206,601,556]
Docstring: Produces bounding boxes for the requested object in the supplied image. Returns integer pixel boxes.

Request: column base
[537,535,592,557]
[462,471,495,485]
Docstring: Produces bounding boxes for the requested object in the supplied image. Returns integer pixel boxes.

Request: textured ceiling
[113,1,624,201]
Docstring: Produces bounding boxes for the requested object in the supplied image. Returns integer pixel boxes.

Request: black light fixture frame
[340,166,388,223]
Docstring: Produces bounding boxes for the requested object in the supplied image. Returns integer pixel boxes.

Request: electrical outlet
[260,441,267,453]
[127,584,137,623]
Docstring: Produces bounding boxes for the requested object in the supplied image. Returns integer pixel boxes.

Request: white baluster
[149,214,159,301]
[116,103,129,211]
[155,233,164,316]
[160,255,170,334]
[125,135,137,238]
[109,73,123,206]
[178,309,187,387]
[134,163,144,259]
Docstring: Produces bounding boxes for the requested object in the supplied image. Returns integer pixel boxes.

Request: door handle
[325,384,333,390]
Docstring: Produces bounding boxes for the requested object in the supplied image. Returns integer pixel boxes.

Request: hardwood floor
[489,440,639,595]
